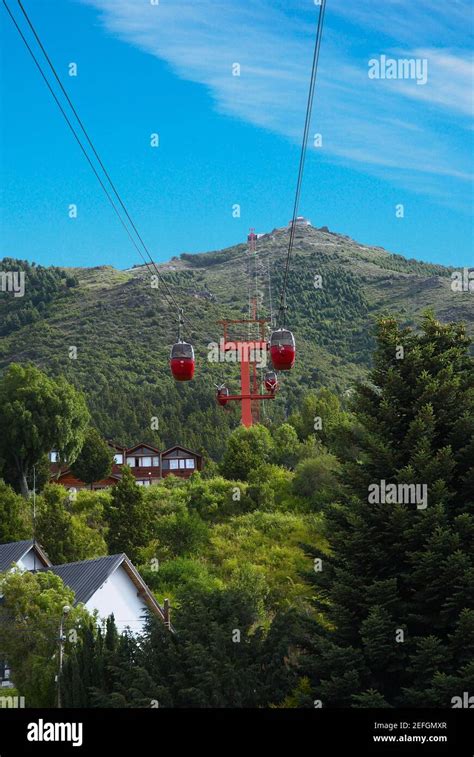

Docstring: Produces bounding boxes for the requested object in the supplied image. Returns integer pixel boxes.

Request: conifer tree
[105,467,150,561]
[305,314,474,707]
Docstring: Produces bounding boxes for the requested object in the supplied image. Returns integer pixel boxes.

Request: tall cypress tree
[105,467,150,561]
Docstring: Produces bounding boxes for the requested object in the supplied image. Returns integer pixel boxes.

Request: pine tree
[305,314,474,707]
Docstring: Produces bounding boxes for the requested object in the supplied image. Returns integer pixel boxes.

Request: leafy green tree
[220,424,274,481]
[70,428,113,488]
[292,448,343,510]
[0,569,90,707]
[289,388,351,447]
[36,485,76,564]
[105,467,151,562]
[0,479,31,542]
[0,364,89,497]
[184,473,253,521]
[273,423,301,469]
[153,508,209,560]
[36,484,106,564]
[247,464,294,512]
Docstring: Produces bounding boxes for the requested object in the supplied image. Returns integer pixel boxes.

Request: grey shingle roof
[39,554,125,605]
[0,540,34,572]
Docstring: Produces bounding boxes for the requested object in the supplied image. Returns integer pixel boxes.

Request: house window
[0,660,10,682]
[185,458,195,469]
[137,479,151,487]
[152,456,159,467]
[50,451,59,463]
[140,456,152,467]
[114,454,123,465]
[126,457,135,467]
[169,459,179,470]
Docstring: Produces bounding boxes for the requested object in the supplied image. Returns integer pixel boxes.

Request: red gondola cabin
[264,370,278,393]
[170,341,195,381]
[216,385,230,406]
[269,329,296,371]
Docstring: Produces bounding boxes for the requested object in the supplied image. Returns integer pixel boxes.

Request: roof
[0,540,51,572]
[126,442,161,454]
[106,440,126,451]
[161,444,202,459]
[55,468,122,482]
[38,554,166,623]
[39,554,125,605]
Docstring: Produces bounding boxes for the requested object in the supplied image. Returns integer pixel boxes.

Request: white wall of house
[18,548,43,571]
[84,564,149,635]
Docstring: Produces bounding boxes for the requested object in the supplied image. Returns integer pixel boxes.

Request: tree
[273,423,301,469]
[292,448,343,510]
[70,428,113,489]
[153,508,210,560]
[76,584,277,708]
[0,569,90,706]
[36,485,107,564]
[220,424,274,481]
[0,364,90,497]
[0,479,31,542]
[36,485,76,564]
[61,616,133,708]
[304,315,474,706]
[289,388,352,450]
[105,467,151,562]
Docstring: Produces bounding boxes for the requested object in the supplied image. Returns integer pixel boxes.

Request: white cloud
[78,0,473,202]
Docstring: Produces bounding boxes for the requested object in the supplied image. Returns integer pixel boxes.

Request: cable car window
[171,342,194,359]
[271,330,294,346]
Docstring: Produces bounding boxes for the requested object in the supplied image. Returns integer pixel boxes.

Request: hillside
[0,224,472,459]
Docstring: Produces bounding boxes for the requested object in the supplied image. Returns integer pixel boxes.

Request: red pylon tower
[216,316,274,427]
[216,229,274,427]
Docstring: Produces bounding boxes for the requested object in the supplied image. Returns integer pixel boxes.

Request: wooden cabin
[161,445,203,478]
[50,440,202,491]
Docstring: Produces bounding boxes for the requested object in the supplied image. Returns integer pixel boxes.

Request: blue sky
[0,0,472,268]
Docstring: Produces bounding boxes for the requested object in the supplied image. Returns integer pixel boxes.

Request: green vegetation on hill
[0,258,77,337]
[0,313,472,708]
[0,227,472,460]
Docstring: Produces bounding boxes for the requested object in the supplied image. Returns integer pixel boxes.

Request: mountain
[0,224,472,459]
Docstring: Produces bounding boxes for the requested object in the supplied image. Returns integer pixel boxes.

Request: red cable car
[269,328,296,371]
[264,370,278,393]
[216,384,230,406]
[170,340,195,381]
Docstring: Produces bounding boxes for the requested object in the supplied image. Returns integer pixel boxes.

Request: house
[161,445,203,478]
[0,539,51,573]
[37,553,168,634]
[0,540,170,687]
[50,440,203,491]
[125,442,162,486]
